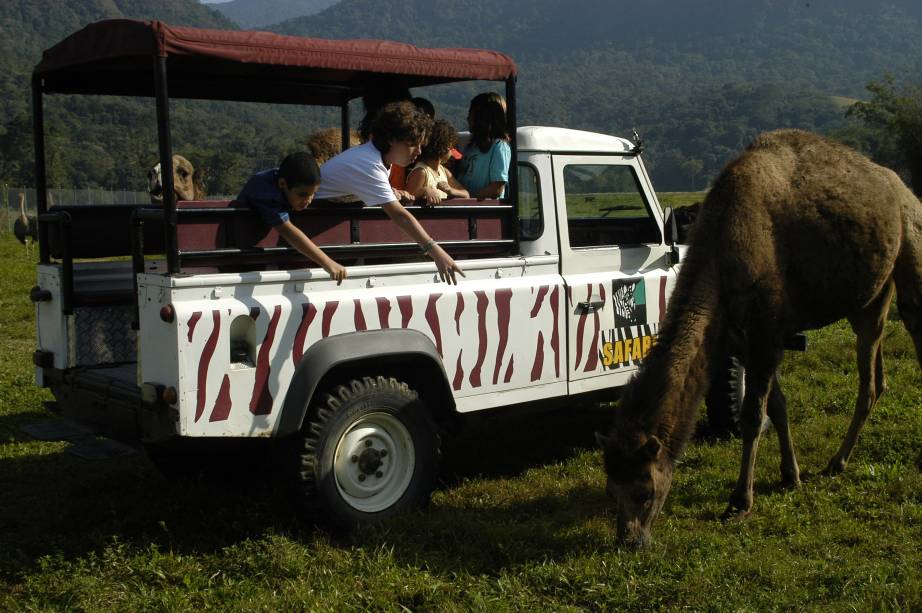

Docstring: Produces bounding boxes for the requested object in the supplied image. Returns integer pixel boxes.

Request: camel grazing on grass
[597,129,922,548]
[306,128,361,165]
[147,154,205,203]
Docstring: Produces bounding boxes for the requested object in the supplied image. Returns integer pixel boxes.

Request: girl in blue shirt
[457,92,511,199]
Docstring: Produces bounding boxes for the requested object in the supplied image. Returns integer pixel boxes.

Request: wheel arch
[276,328,456,436]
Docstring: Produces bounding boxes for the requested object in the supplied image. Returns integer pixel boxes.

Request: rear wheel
[294,376,440,528]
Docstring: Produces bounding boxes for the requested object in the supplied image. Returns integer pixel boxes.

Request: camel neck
[620,248,722,460]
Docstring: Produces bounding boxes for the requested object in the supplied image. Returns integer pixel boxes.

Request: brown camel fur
[148,154,205,203]
[306,128,361,165]
[597,129,922,548]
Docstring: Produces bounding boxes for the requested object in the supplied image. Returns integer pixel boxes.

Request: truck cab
[516,126,677,395]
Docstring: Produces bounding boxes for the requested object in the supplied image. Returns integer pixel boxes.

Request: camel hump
[685,129,914,326]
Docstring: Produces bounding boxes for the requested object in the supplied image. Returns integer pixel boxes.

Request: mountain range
[3,0,922,192]
[203,0,339,29]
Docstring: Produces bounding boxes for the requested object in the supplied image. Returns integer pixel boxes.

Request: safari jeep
[29,20,712,527]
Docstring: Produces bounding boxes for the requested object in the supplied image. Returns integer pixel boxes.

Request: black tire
[294,376,440,529]
[705,356,745,437]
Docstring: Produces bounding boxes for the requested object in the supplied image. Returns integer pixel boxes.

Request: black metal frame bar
[171,203,514,218]
[341,102,351,151]
[32,75,50,264]
[153,56,178,274]
[176,239,515,267]
[504,76,519,255]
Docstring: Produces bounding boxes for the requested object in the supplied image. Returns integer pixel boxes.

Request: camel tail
[894,199,922,371]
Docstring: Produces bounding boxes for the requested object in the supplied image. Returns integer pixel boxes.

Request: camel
[306,128,361,165]
[148,154,205,203]
[596,129,922,548]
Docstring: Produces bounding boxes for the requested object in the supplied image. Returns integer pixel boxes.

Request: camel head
[306,128,362,165]
[148,154,203,203]
[596,427,675,548]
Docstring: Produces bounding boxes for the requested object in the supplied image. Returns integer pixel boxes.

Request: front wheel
[293,376,440,528]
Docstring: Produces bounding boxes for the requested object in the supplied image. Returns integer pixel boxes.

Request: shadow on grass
[0,406,616,579]
[351,484,617,576]
[0,410,303,578]
[440,405,612,483]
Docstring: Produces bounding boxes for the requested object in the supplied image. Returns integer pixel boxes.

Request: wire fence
[0,185,236,235]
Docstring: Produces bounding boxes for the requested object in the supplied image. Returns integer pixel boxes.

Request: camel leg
[894,253,922,374]
[766,375,800,488]
[824,281,894,475]
[723,348,781,520]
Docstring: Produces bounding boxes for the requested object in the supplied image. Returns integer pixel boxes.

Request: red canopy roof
[34,20,517,105]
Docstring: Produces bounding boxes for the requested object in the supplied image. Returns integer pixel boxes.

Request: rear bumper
[40,365,177,443]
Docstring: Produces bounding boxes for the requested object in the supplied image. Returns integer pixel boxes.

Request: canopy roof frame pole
[32,75,50,264]
[505,76,519,245]
[341,101,351,151]
[153,55,179,273]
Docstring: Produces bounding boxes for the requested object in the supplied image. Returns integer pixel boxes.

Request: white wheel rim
[332,412,415,513]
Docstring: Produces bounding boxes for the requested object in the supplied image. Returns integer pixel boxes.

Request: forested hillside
[274,0,922,189]
[3,0,922,192]
[207,0,339,29]
[0,0,335,195]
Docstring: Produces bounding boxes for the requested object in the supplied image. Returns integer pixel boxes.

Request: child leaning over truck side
[236,152,347,284]
[315,101,466,285]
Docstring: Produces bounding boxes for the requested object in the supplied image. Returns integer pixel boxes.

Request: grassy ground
[657,191,707,208]
[2,231,921,611]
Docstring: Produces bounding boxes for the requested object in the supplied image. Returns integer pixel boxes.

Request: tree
[847,76,922,196]
[680,158,704,191]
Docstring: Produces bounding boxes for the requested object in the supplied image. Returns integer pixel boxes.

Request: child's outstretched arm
[276,221,347,285]
[381,201,465,285]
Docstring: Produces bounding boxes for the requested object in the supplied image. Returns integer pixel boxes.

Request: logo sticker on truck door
[600,278,659,370]
[613,278,646,327]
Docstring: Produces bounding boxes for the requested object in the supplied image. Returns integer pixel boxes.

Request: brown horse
[597,129,922,547]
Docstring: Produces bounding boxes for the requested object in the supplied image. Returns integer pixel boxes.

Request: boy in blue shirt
[237,152,346,284]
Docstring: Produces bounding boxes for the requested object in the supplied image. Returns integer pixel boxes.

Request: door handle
[577,300,605,313]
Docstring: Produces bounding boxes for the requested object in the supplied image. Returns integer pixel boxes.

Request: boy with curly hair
[316,101,465,284]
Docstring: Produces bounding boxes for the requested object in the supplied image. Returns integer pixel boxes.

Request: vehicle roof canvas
[34,19,517,105]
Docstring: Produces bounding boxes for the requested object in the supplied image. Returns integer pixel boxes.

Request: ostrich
[13,193,38,254]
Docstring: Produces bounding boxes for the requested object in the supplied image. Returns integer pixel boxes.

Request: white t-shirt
[315,141,397,206]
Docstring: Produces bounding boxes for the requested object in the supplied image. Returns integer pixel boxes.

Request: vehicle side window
[518,163,543,240]
[563,164,661,248]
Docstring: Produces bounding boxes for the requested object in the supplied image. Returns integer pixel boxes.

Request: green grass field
[2,228,921,611]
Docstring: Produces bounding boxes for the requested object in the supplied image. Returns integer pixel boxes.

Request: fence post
[3,184,8,234]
